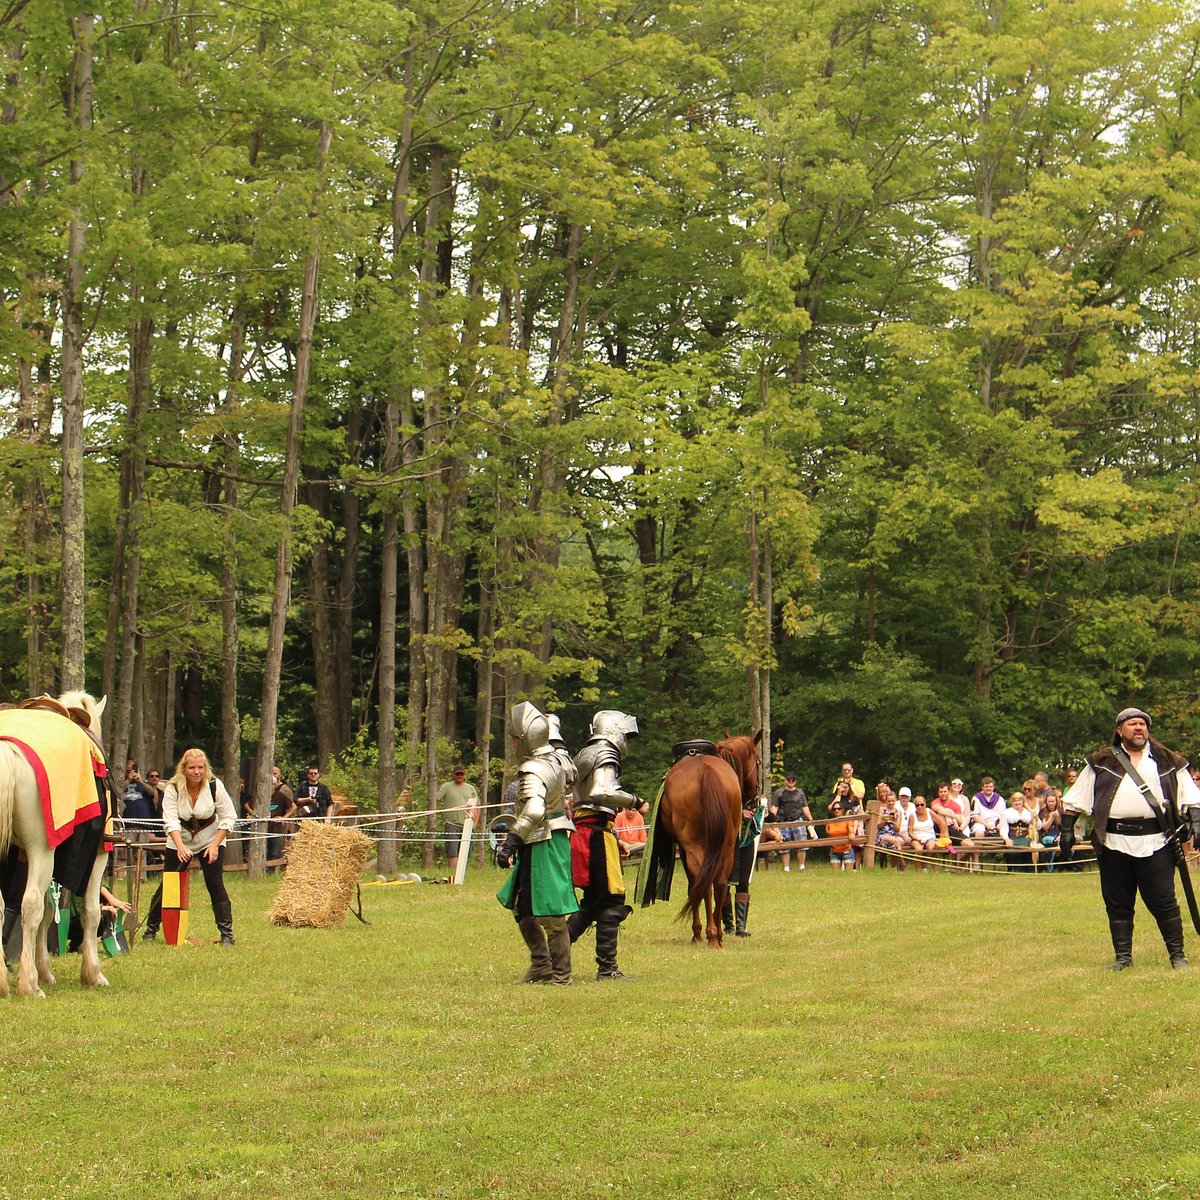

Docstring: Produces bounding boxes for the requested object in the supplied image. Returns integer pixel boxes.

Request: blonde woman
[141,749,238,945]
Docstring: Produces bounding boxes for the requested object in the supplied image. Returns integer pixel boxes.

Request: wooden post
[863,800,881,869]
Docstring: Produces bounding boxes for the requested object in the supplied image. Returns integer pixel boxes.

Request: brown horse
[648,731,761,948]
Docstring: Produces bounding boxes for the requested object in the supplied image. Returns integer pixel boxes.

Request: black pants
[146,845,230,930]
[1098,843,1180,923]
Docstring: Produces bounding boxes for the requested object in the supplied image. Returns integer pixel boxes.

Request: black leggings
[146,845,230,930]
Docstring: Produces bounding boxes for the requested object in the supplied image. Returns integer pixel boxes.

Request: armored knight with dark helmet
[495,702,578,985]
[567,709,648,980]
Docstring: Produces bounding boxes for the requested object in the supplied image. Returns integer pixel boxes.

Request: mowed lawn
[4,861,1199,1200]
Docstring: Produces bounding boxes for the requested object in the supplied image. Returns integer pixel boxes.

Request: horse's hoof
[39,970,57,987]
[92,973,111,988]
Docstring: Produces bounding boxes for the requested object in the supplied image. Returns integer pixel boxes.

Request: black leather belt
[1107,816,1161,836]
[181,813,216,835]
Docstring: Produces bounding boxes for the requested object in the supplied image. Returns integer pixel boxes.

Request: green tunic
[496,831,578,917]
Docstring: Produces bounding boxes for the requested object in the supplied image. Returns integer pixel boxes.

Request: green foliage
[4,0,1200,780]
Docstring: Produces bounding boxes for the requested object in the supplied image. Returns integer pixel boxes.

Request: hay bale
[268,821,373,928]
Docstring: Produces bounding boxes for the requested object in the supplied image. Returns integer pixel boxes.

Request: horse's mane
[717,732,762,807]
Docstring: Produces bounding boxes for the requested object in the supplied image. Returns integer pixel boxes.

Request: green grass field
[4,862,1199,1200]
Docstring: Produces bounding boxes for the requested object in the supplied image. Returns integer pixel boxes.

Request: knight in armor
[567,710,648,980]
[495,702,578,984]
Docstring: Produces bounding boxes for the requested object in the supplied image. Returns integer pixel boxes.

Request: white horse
[0,691,109,999]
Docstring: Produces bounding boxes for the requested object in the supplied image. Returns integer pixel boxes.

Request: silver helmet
[546,713,567,749]
[509,701,551,757]
[589,710,639,758]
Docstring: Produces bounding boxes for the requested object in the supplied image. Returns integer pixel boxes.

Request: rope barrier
[113,818,1101,874]
[864,843,1097,874]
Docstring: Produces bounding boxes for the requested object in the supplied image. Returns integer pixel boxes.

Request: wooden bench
[763,809,1096,871]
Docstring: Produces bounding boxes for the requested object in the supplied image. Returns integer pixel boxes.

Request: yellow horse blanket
[0,708,107,848]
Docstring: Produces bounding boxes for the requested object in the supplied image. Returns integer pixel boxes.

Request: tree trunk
[334,410,361,752]
[377,63,418,874]
[759,520,773,797]
[58,13,94,692]
[416,140,454,871]
[161,649,177,772]
[218,308,245,800]
[14,291,56,697]
[130,631,146,768]
[377,491,400,875]
[305,483,340,768]
[110,304,153,772]
[250,121,332,879]
[474,560,498,864]
[391,46,427,798]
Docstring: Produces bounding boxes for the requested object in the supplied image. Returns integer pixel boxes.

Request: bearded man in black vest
[1062,708,1200,971]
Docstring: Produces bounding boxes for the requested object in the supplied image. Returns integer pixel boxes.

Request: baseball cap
[898,786,912,798]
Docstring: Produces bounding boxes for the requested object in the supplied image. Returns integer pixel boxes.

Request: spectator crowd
[762,762,1097,873]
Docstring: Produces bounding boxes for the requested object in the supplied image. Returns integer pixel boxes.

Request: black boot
[722,887,734,935]
[516,917,553,983]
[735,892,751,937]
[566,909,591,944]
[1108,917,1134,970]
[142,883,163,941]
[4,901,21,966]
[595,906,633,980]
[546,924,572,985]
[1155,911,1189,970]
[214,898,235,946]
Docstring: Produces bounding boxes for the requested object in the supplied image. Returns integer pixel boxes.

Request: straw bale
[268,821,373,928]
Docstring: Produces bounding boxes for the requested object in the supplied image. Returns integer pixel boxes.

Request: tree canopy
[4,0,1200,855]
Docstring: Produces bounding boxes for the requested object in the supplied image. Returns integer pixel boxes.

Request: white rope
[866,843,1096,874]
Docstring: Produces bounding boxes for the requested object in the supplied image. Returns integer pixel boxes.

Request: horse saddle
[671,739,717,761]
[19,695,93,729]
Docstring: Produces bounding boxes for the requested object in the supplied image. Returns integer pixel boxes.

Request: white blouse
[162,778,237,850]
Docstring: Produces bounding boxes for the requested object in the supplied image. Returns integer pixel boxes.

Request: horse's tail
[677,762,736,922]
[0,741,18,855]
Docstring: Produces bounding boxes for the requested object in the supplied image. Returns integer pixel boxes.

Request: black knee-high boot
[595,906,633,981]
[722,887,734,934]
[1108,917,1134,970]
[1155,911,1189,970]
[213,898,235,947]
[735,892,751,937]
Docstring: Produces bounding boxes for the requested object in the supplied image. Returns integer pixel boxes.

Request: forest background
[4,0,1200,873]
